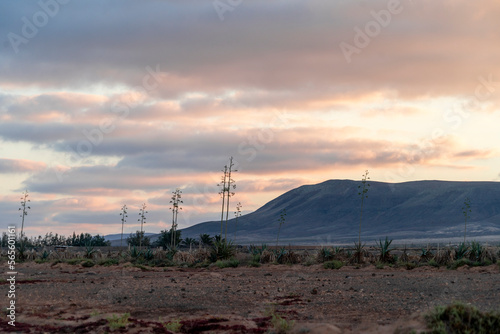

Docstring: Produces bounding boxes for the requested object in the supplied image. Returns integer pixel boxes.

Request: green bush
[164,319,182,332]
[215,258,239,268]
[248,260,261,267]
[81,260,95,268]
[35,258,49,264]
[66,258,83,265]
[98,258,119,266]
[271,313,295,334]
[405,262,417,270]
[425,302,500,333]
[107,313,130,330]
[448,258,471,270]
[427,259,440,268]
[323,260,343,270]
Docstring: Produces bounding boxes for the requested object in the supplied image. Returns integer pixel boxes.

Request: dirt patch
[4,262,500,333]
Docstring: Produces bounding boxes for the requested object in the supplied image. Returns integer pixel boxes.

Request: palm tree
[199,234,213,247]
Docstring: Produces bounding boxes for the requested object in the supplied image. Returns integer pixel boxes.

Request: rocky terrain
[2,261,499,333]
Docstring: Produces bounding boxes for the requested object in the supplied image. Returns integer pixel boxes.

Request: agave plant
[84,242,96,259]
[143,248,154,261]
[353,241,366,264]
[376,237,393,263]
[210,239,235,261]
[468,241,483,262]
[129,246,142,259]
[421,246,434,262]
[274,247,287,264]
[454,243,469,260]
[317,247,334,263]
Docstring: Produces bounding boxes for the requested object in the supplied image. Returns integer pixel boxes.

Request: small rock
[311,288,318,295]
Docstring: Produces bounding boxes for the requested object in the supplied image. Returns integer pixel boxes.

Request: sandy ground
[2,261,499,333]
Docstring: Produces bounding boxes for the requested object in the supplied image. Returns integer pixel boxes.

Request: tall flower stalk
[137,203,148,250]
[462,197,471,244]
[169,189,182,249]
[19,190,31,244]
[276,209,286,248]
[234,202,242,243]
[217,157,237,242]
[119,205,128,248]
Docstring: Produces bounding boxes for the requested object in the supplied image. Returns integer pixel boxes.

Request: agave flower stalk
[462,197,471,244]
[119,205,128,248]
[19,190,31,244]
[169,189,183,249]
[234,202,242,243]
[217,157,237,242]
[357,170,370,248]
[137,203,147,250]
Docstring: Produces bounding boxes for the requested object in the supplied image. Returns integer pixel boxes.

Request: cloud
[1,0,499,237]
[1,0,498,100]
[0,158,46,173]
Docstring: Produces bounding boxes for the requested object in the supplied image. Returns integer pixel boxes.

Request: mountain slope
[180,180,500,244]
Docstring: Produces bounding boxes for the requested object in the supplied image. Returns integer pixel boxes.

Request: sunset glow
[1,0,499,237]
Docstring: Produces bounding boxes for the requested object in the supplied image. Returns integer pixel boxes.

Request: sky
[1,0,499,238]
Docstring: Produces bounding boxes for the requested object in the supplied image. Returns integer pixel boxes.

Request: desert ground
[2,254,499,334]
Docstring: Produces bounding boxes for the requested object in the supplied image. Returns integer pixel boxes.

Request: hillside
[180,180,500,244]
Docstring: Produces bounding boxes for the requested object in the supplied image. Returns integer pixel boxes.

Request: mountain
[104,233,158,247]
[104,233,157,241]
[180,180,500,245]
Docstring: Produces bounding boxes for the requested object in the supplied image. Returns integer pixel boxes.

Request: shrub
[427,259,440,268]
[425,302,500,333]
[81,260,95,268]
[107,313,130,330]
[271,312,295,334]
[260,249,276,263]
[323,260,343,270]
[66,258,83,265]
[405,262,417,270]
[249,260,261,267]
[98,258,119,266]
[435,248,453,266]
[280,250,301,265]
[215,258,239,268]
[448,258,471,270]
[164,319,182,332]
[51,259,63,266]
